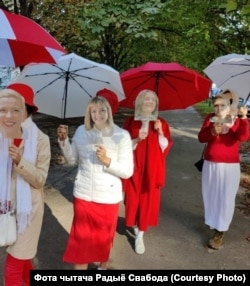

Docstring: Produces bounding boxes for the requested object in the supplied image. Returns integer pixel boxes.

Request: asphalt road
[0,108,250,283]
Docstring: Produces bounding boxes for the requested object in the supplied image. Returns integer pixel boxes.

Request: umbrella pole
[243,92,250,106]
[238,92,250,118]
[63,71,70,121]
[155,72,160,95]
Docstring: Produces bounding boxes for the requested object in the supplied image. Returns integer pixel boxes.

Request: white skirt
[201,160,240,231]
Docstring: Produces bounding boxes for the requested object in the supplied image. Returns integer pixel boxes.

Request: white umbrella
[204,53,250,102]
[14,53,125,118]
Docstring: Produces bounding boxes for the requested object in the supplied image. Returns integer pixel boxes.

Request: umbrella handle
[241,92,250,106]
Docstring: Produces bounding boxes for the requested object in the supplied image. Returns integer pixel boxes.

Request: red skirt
[63,197,119,264]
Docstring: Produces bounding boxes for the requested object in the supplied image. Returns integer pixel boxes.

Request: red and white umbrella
[0,9,66,67]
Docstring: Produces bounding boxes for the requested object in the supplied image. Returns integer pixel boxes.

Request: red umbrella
[0,9,66,67]
[119,62,212,111]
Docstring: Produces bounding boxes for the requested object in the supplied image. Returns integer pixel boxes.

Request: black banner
[31,270,249,285]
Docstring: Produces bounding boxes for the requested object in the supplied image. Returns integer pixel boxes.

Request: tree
[35,0,250,72]
[1,0,250,73]
[0,0,38,16]
[34,0,165,70]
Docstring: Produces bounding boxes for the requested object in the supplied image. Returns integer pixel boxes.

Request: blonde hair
[135,89,159,117]
[0,89,26,111]
[84,96,114,130]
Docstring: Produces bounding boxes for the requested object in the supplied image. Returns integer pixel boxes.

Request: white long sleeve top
[58,124,133,204]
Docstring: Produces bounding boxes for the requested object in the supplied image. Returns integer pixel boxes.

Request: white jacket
[59,124,133,204]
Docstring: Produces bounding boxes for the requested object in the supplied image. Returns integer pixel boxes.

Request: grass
[194,100,213,117]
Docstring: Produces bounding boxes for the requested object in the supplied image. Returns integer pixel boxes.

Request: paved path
[1,108,250,281]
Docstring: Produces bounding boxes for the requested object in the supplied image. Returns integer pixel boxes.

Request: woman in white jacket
[57,95,133,270]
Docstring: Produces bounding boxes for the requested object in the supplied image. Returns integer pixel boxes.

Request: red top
[123,117,173,190]
[198,114,249,163]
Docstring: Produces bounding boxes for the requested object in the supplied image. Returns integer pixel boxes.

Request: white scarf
[0,137,12,213]
[0,117,38,233]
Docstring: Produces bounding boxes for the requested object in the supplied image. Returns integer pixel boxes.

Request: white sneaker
[133,226,139,236]
[97,267,107,270]
[135,236,145,254]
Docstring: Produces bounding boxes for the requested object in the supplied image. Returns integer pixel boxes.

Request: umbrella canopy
[204,53,250,101]
[0,9,66,67]
[119,62,212,111]
[14,53,125,118]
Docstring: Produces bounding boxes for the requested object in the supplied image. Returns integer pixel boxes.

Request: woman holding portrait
[122,89,173,255]
[198,90,249,251]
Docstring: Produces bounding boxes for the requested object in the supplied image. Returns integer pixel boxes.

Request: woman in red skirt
[122,89,173,254]
[57,91,133,270]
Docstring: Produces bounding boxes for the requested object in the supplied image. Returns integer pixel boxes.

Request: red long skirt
[63,198,119,264]
[124,186,160,231]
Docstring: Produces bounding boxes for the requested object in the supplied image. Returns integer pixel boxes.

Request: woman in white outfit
[57,95,133,270]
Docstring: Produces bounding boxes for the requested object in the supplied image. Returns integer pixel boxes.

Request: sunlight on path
[170,127,198,139]
[44,186,73,233]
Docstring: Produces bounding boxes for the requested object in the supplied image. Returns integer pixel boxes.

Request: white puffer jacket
[58,124,133,204]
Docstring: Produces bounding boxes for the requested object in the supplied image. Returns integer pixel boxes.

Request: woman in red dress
[122,89,173,254]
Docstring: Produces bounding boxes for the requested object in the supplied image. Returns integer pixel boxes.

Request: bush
[194,100,213,117]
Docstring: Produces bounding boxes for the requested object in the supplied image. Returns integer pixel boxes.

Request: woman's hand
[57,125,68,141]
[138,130,148,141]
[212,122,222,135]
[96,145,111,167]
[238,106,248,119]
[154,119,163,135]
[9,144,21,165]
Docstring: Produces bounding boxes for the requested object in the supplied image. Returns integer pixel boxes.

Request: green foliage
[194,100,214,117]
[75,0,165,68]
[2,0,250,75]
